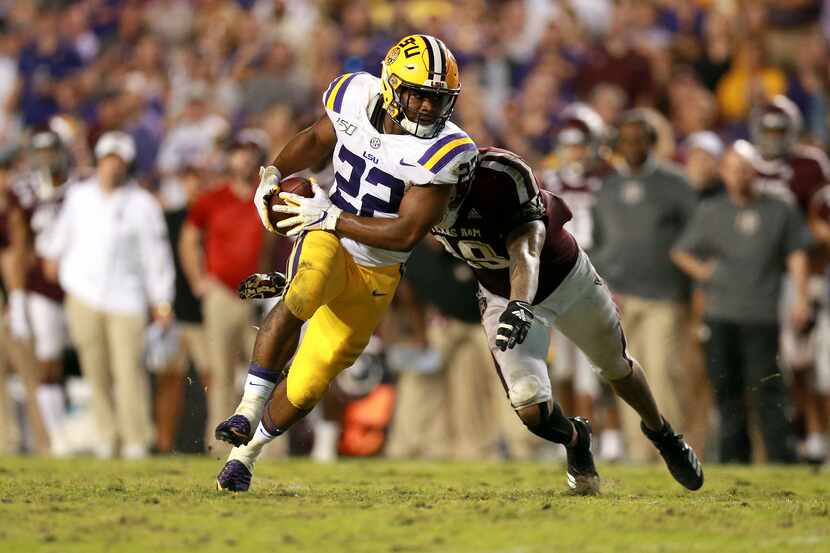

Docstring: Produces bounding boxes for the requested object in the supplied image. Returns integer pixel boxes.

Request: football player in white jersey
[215,35,476,491]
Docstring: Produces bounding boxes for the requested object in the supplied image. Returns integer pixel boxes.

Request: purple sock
[248,362,281,383]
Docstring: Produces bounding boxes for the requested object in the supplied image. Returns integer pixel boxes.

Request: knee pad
[283,266,328,321]
[600,357,638,382]
[507,374,550,409]
[520,401,573,445]
[286,372,329,410]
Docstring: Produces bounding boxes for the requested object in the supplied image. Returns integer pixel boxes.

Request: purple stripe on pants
[290,234,306,280]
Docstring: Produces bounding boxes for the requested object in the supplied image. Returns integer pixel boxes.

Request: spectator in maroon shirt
[574,8,655,108]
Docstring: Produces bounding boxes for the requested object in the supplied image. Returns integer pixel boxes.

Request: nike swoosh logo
[399,159,417,167]
[309,212,327,226]
[372,290,388,297]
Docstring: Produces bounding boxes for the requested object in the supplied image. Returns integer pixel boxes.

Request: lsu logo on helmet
[380,34,461,139]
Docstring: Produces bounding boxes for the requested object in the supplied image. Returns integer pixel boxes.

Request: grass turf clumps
[0,458,828,553]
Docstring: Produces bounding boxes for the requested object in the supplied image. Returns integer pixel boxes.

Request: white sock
[228,421,280,470]
[804,432,828,459]
[310,420,340,463]
[122,444,149,460]
[598,429,624,461]
[233,371,277,425]
[36,385,68,454]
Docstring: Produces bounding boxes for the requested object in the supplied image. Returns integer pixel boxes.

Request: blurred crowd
[1,0,830,465]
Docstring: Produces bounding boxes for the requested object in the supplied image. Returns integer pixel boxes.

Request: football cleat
[641,419,704,491]
[216,460,252,492]
[565,417,600,495]
[214,414,253,447]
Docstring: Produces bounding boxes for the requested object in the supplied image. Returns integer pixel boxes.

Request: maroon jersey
[12,174,68,302]
[811,185,830,222]
[755,145,830,214]
[540,158,613,250]
[431,148,579,304]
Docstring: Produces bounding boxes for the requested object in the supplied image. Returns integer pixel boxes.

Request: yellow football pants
[282,230,400,409]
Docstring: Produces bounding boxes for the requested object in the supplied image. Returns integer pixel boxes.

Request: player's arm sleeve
[500,195,546,235]
[479,156,546,235]
[139,197,176,308]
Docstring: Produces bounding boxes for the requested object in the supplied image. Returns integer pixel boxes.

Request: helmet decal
[385,47,400,65]
[380,34,461,139]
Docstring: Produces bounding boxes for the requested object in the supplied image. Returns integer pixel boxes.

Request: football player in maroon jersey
[752,95,830,463]
[245,147,704,494]
[430,147,702,493]
[0,149,51,454]
[804,186,830,464]
[751,95,830,213]
[6,131,76,456]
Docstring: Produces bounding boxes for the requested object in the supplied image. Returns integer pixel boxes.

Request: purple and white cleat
[216,460,252,492]
[214,414,253,447]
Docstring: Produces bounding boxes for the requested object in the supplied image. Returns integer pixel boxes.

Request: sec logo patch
[370,137,381,149]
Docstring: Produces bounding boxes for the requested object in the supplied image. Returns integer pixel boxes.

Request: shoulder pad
[322,72,376,116]
[417,126,476,177]
[476,148,540,205]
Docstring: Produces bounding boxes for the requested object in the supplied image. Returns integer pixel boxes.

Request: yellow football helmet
[380,34,461,139]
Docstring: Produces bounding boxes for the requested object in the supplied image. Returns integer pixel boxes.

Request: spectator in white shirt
[43,131,175,459]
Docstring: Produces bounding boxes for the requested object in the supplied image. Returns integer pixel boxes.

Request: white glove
[273,183,343,237]
[254,165,282,233]
[7,290,32,341]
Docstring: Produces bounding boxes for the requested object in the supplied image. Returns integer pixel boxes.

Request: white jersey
[322,72,477,266]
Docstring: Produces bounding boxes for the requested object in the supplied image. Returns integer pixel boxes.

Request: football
[269,176,314,236]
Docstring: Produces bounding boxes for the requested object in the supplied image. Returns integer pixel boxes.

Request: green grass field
[0,457,828,553]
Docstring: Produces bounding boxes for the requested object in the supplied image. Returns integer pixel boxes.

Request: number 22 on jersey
[330,144,406,217]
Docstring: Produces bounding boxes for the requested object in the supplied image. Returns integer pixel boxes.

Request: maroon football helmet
[557,103,606,151]
[750,95,803,160]
[555,103,606,175]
